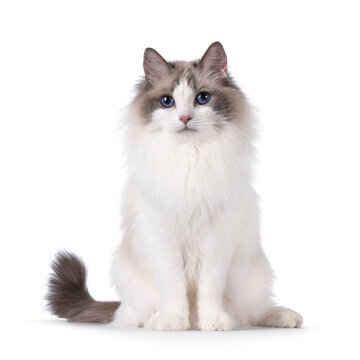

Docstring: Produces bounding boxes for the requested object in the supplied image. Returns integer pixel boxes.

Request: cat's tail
[46,250,120,324]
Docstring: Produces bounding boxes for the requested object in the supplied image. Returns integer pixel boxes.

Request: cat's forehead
[150,60,219,94]
[168,60,200,90]
[144,61,197,95]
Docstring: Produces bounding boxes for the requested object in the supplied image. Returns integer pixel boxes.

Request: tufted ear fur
[143,48,171,83]
[200,42,228,77]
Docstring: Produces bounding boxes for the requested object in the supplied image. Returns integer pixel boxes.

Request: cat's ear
[143,48,171,83]
[200,42,228,77]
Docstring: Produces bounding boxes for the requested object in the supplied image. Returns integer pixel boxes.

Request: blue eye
[160,95,175,108]
[196,92,211,105]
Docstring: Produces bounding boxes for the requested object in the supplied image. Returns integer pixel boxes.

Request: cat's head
[131,42,246,140]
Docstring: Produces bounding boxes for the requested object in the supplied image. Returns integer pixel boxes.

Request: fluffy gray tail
[47,251,120,324]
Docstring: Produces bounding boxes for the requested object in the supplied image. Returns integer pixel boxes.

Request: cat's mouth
[178,126,196,133]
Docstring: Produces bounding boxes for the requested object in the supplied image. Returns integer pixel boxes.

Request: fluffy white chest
[129,128,250,225]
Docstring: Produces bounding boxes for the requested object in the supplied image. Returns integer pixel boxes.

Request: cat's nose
[179,114,192,125]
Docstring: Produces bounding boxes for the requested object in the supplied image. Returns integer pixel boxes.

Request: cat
[47,42,303,330]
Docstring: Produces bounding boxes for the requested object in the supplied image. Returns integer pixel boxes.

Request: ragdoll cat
[47,42,303,330]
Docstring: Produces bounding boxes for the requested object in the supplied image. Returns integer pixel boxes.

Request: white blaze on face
[150,77,195,132]
[172,78,194,119]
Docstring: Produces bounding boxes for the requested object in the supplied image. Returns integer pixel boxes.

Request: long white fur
[110,79,302,330]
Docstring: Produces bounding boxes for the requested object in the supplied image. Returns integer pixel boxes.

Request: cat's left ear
[200,42,228,77]
[143,48,171,83]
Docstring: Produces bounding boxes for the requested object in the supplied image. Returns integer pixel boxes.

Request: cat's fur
[47,42,303,330]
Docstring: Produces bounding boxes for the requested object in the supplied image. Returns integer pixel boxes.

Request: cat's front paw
[146,311,190,331]
[198,311,236,331]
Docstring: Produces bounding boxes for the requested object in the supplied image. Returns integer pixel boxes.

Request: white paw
[198,311,236,331]
[280,309,303,328]
[146,312,190,331]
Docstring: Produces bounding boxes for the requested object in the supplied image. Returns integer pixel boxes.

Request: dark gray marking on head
[211,90,236,118]
[133,43,244,125]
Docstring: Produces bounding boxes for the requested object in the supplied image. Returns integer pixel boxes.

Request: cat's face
[132,42,245,139]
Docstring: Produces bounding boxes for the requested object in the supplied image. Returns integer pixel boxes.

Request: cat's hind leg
[110,243,159,328]
[255,306,303,328]
[226,246,303,329]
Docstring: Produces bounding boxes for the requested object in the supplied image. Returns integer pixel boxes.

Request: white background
[1,0,360,359]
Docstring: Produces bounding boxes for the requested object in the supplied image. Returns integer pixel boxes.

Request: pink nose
[179,114,192,125]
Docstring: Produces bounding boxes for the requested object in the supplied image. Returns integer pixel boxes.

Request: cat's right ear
[143,48,170,83]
